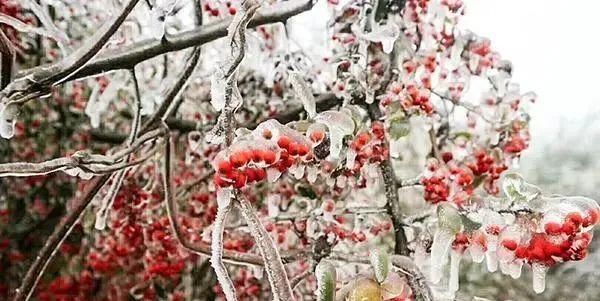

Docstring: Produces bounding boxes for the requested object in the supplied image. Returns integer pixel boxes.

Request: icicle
[289,164,305,179]
[531,263,548,294]
[315,111,355,160]
[267,194,281,218]
[315,261,336,301]
[307,165,318,183]
[449,250,462,293]
[430,228,453,284]
[346,148,357,170]
[485,251,498,272]
[84,82,103,128]
[288,71,317,118]
[0,103,18,139]
[354,22,400,54]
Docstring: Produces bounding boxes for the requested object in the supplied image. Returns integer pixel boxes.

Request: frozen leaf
[288,71,316,118]
[389,117,410,140]
[380,272,411,300]
[437,203,462,233]
[356,23,400,54]
[315,260,336,301]
[501,173,541,204]
[370,248,390,283]
[347,278,382,301]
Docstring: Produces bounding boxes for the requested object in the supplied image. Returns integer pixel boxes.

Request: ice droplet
[267,194,281,218]
[532,263,548,294]
[307,165,318,183]
[355,22,400,54]
[485,251,498,272]
[430,228,453,284]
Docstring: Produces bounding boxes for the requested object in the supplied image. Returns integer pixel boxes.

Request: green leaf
[316,260,336,301]
[298,185,317,199]
[370,248,390,283]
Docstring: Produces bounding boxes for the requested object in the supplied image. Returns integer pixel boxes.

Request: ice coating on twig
[430,228,453,284]
[288,70,317,118]
[237,197,294,301]
[211,203,238,301]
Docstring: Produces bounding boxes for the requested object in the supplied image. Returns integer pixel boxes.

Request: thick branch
[367,102,409,255]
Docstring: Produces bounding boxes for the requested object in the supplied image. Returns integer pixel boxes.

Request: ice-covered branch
[211,200,238,301]
[14,0,314,86]
[206,0,260,145]
[237,197,295,301]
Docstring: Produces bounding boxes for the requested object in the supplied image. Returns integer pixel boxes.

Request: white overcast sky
[461,0,600,154]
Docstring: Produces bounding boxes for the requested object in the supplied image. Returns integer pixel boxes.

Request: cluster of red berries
[503,210,600,265]
[213,130,313,189]
[347,122,388,169]
[37,272,95,301]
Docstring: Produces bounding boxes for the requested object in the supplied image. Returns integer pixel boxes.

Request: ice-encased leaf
[380,272,411,300]
[288,70,316,118]
[370,248,390,284]
[437,203,462,233]
[501,173,541,204]
[315,111,355,160]
[315,260,336,301]
[389,117,410,140]
[347,278,382,301]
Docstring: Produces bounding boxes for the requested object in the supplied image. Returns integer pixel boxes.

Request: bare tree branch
[0,29,15,89]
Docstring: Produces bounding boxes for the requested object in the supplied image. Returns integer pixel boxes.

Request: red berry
[297,144,309,156]
[261,150,277,165]
[514,246,528,259]
[544,222,562,235]
[230,151,249,168]
[566,212,583,227]
[228,7,236,15]
[501,239,518,251]
[217,160,233,174]
[277,136,292,149]
[310,130,325,142]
